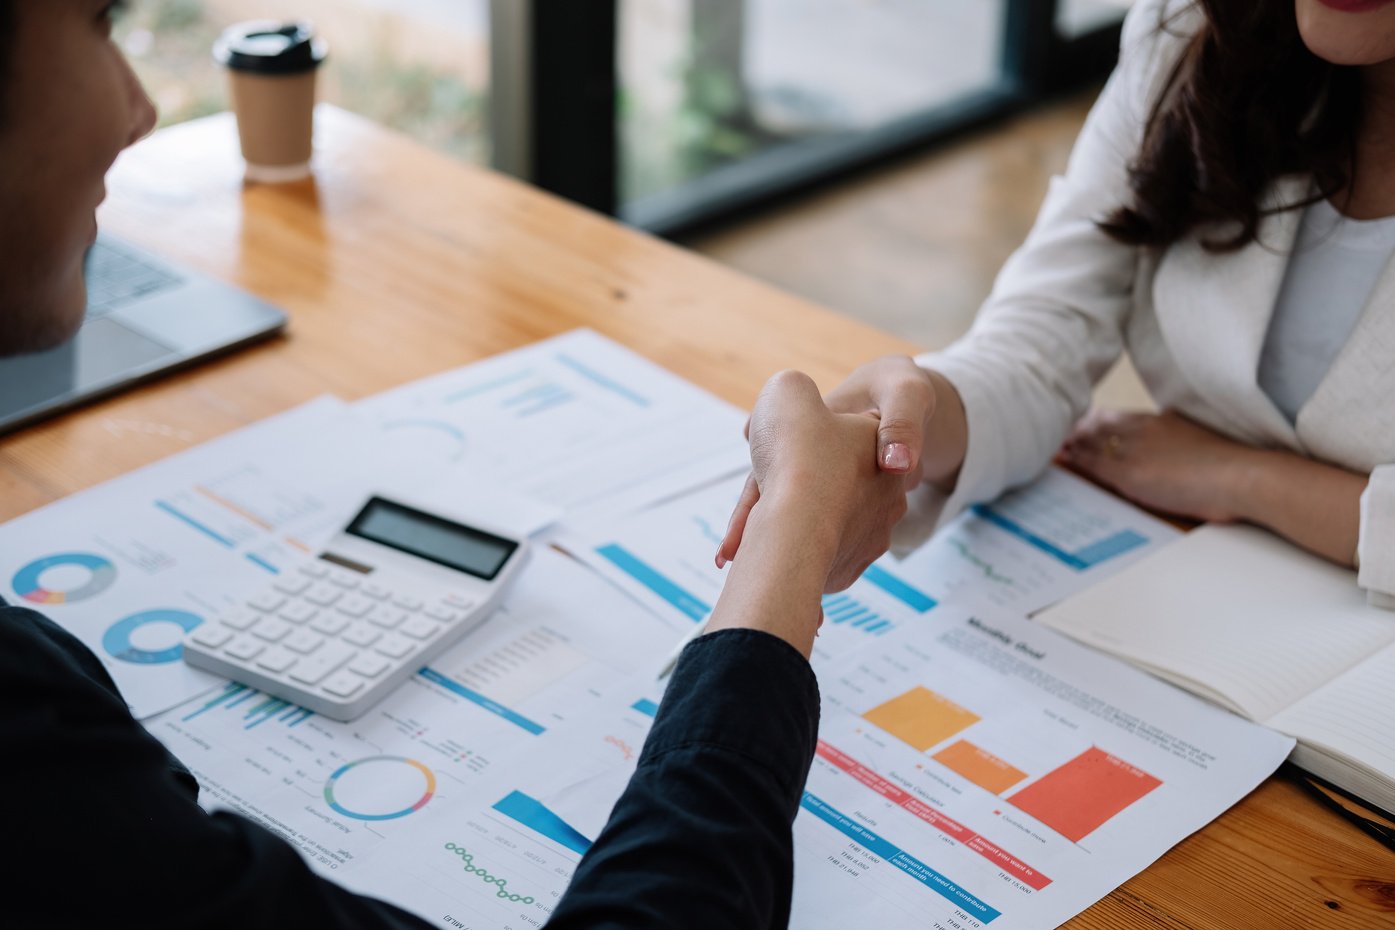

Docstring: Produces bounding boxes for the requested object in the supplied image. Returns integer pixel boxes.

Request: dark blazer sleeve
[545,628,821,930]
[0,601,434,930]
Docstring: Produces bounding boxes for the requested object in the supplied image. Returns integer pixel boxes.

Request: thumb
[876,396,930,475]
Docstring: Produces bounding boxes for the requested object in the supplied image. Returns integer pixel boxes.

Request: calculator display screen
[346,498,518,580]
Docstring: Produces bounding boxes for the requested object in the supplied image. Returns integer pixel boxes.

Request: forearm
[1230,449,1367,566]
[921,368,969,493]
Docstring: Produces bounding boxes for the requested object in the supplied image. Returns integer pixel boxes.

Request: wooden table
[2,107,1392,928]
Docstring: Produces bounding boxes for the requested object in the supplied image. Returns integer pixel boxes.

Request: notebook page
[1037,525,1395,723]
[1267,643,1395,807]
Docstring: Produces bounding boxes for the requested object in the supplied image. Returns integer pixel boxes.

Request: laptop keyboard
[84,240,184,321]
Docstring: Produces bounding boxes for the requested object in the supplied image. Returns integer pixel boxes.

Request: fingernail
[883,443,911,471]
[715,552,727,569]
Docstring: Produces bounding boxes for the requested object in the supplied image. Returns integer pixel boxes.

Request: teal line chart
[442,843,537,903]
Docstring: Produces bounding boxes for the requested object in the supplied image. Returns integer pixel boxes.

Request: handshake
[711,357,965,615]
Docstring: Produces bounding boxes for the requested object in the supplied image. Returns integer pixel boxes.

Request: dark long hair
[1101,0,1362,252]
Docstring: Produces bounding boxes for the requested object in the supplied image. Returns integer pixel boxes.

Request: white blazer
[903,0,1395,600]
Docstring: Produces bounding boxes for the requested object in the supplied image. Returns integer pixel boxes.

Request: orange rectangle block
[1008,746,1162,842]
[933,740,1028,794]
[863,686,980,752]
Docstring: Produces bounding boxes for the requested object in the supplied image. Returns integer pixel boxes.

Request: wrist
[1223,446,1282,524]
[921,369,967,492]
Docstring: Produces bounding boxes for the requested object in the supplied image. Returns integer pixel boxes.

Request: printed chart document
[895,467,1180,614]
[796,604,1290,929]
[146,548,677,876]
[561,467,1178,662]
[1039,524,1395,813]
[1,399,398,718]
[353,330,750,520]
[339,603,1290,930]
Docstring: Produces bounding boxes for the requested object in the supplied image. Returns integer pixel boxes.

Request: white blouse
[1260,199,1395,423]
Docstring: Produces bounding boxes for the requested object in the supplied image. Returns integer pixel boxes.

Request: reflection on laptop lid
[0,234,287,435]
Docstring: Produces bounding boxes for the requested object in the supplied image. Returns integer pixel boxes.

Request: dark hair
[1101,1,1361,252]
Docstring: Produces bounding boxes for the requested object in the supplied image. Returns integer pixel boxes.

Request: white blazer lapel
[1151,175,1310,446]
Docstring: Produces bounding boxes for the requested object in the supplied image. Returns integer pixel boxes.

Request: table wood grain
[2,106,1391,928]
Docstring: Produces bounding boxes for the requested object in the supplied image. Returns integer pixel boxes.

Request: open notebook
[1036,524,1395,815]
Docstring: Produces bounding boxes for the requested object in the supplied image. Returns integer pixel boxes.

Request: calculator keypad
[189,561,479,713]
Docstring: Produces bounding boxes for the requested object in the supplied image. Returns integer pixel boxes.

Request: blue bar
[444,369,534,403]
[226,689,258,710]
[503,383,566,406]
[246,699,289,729]
[288,709,313,727]
[419,667,546,735]
[245,552,280,574]
[971,505,1148,571]
[182,683,247,721]
[861,564,937,613]
[493,791,593,855]
[155,500,235,548]
[832,607,870,625]
[822,594,851,609]
[516,391,575,418]
[595,544,711,622]
[556,353,650,407]
[865,620,892,634]
[1072,530,1149,567]
[632,698,660,718]
[851,612,878,628]
[800,793,1000,923]
[279,705,302,721]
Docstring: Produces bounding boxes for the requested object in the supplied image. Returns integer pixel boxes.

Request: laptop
[0,234,288,434]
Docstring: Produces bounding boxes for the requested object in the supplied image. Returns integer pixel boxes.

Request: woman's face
[0,1,156,356]
[1295,0,1395,66]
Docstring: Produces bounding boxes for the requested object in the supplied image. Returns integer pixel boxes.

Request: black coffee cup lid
[214,21,327,75]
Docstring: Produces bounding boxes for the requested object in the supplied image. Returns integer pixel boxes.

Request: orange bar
[863,686,980,752]
[933,740,1028,794]
[1008,746,1162,842]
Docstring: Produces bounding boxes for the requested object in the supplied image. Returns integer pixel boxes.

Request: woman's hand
[1059,409,1257,522]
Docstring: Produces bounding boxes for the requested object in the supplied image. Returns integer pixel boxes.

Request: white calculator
[183,494,529,721]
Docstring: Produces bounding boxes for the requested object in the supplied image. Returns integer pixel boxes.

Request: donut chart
[102,609,203,664]
[324,756,436,821]
[12,553,116,605]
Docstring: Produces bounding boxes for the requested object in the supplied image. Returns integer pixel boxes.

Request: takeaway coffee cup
[214,21,327,183]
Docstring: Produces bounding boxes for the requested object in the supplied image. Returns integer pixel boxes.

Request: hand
[1059,409,1257,523]
[822,355,938,477]
[718,370,912,592]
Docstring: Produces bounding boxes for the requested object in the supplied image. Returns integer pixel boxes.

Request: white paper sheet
[353,330,751,521]
[559,466,1180,669]
[145,548,676,877]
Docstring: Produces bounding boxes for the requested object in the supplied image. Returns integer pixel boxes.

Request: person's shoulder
[1113,0,1204,121]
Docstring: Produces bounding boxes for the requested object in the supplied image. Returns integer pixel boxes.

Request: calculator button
[400,616,441,641]
[305,583,342,607]
[299,561,329,578]
[321,672,365,699]
[278,602,317,624]
[374,634,415,659]
[252,618,291,642]
[221,608,261,631]
[367,605,406,629]
[348,653,391,679]
[424,604,461,623]
[342,623,381,648]
[272,574,312,595]
[288,643,354,685]
[191,625,234,649]
[391,594,424,611]
[284,629,325,654]
[327,568,361,589]
[361,582,393,601]
[255,648,297,674]
[224,637,264,661]
[336,594,373,618]
[248,591,286,613]
[309,613,349,636]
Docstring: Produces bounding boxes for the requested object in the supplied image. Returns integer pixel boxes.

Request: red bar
[815,741,1051,890]
[1009,746,1162,843]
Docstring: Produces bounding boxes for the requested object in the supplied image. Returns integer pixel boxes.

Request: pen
[656,616,712,680]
